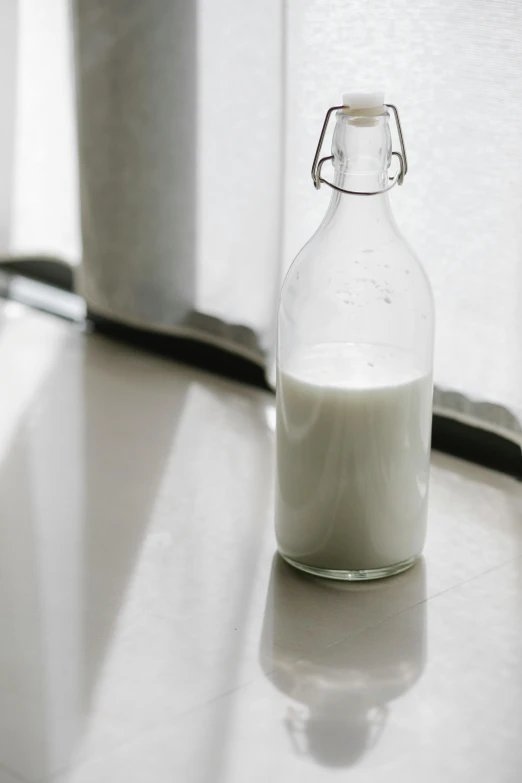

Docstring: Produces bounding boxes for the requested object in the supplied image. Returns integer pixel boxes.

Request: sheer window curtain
[1,0,521,451]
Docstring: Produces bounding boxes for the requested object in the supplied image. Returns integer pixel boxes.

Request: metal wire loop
[311,103,408,197]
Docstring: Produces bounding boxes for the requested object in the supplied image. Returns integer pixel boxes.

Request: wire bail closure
[311,103,408,197]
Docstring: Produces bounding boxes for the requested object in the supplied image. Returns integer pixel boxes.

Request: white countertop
[0,300,521,783]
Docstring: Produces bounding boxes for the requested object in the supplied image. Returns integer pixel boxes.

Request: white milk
[276,343,432,573]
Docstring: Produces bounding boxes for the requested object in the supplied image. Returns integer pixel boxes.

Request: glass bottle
[276,92,434,581]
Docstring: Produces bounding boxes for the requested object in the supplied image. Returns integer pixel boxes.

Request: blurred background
[0,0,521,452]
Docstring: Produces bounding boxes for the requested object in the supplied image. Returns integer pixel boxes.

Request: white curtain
[283,0,522,445]
[0,0,79,262]
[1,0,521,445]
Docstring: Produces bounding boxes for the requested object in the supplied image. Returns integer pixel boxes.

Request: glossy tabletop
[0,300,521,783]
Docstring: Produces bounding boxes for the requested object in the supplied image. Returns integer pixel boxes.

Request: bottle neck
[331,170,393,215]
[322,109,396,236]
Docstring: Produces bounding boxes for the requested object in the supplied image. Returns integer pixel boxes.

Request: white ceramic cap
[342,91,385,110]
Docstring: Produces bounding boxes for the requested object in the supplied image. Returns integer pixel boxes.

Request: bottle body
[275,105,434,579]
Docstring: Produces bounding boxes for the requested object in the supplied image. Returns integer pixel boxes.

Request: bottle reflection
[260,556,427,768]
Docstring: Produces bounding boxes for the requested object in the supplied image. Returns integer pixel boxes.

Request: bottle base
[280,553,418,581]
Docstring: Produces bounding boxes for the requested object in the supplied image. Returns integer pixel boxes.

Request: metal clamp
[311,103,408,197]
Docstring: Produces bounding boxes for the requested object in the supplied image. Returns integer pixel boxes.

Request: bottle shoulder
[282,230,433,307]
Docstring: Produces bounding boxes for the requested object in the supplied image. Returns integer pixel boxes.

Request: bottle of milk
[276,92,434,581]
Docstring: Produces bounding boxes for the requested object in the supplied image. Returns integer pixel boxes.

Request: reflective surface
[260,556,427,768]
[0,301,521,782]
